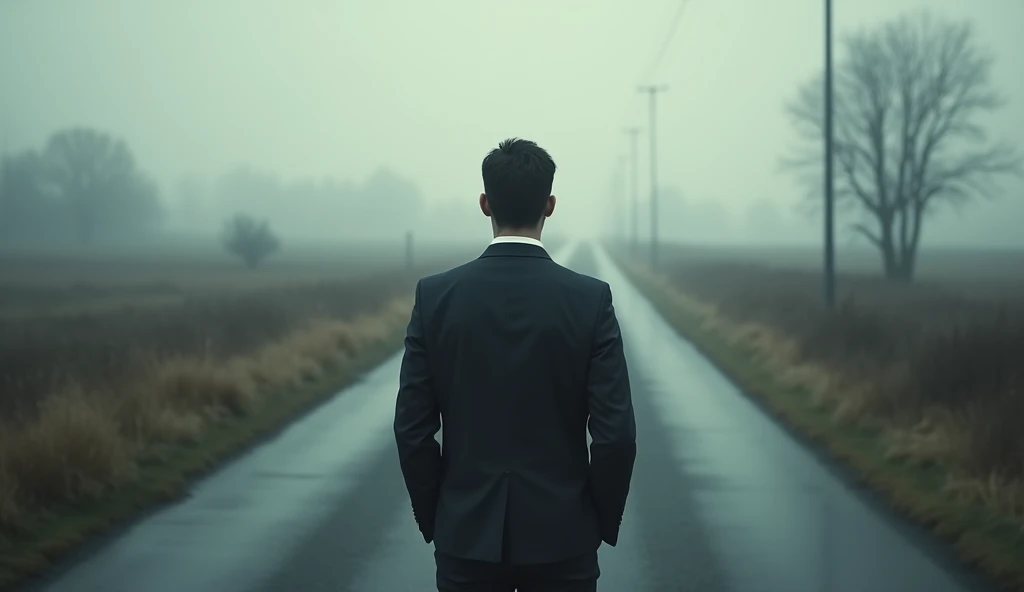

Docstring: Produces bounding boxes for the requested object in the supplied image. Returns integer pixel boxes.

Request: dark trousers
[435,550,600,592]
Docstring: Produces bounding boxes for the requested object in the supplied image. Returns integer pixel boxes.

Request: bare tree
[44,127,161,244]
[785,12,1020,281]
[222,213,281,269]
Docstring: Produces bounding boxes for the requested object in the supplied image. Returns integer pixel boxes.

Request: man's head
[480,138,556,237]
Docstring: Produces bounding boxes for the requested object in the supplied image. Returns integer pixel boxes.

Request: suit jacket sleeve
[394,279,442,543]
[586,282,637,547]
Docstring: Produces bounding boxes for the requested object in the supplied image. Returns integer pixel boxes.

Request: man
[394,138,636,591]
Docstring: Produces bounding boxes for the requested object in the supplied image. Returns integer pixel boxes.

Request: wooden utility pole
[638,85,669,269]
[623,127,642,256]
[823,0,836,308]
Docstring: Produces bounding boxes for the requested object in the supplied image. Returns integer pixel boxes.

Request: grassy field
[0,239,477,590]
[0,238,483,317]
[647,241,1024,301]
[612,240,1024,590]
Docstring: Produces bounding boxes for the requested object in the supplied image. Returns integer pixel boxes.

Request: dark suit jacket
[393,241,636,565]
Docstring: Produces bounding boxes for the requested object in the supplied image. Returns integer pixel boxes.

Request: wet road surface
[30,242,989,592]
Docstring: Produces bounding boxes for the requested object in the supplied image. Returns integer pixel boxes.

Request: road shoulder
[608,249,1021,592]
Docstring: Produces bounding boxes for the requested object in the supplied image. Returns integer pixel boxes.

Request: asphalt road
[29,242,990,592]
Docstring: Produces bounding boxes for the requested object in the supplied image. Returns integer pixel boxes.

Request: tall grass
[0,297,411,538]
[613,252,1024,588]
[0,272,415,417]
[658,260,1024,518]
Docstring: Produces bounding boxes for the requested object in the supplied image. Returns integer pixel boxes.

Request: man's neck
[493,229,542,241]
[489,234,544,248]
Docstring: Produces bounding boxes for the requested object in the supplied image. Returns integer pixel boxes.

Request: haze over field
[4,4,1024,590]
[1,0,1021,248]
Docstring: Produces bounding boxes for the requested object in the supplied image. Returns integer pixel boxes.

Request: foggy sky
[1,0,1021,246]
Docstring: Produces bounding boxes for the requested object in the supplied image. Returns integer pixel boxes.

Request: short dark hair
[481,138,556,229]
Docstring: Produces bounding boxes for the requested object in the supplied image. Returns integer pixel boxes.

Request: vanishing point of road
[28,243,992,592]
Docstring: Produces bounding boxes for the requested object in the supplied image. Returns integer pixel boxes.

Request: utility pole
[616,155,628,243]
[605,167,614,239]
[618,154,626,241]
[823,0,836,308]
[638,84,668,269]
[623,127,642,257]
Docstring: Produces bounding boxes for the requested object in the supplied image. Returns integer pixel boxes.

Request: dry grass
[617,253,1024,587]
[2,392,136,508]
[660,259,1024,493]
[0,271,419,418]
[0,245,467,588]
[0,295,412,537]
[944,475,1024,522]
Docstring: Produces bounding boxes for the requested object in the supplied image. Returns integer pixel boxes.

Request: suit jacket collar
[490,235,544,248]
[479,240,551,260]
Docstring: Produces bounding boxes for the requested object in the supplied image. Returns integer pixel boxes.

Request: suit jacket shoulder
[416,256,609,310]
[416,257,477,289]
[554,264,608,293]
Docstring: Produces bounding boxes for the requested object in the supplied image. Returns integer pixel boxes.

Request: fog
[1,0,1021,248]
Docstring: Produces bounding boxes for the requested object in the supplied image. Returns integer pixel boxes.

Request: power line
[648,0,693,77]
[616,2,689,266]
[608,2,691,153]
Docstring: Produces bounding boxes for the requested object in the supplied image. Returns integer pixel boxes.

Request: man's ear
[544,195,556,218]
[479,193,492,218]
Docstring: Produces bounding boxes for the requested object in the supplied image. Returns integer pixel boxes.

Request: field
[647,242,1024,302]
[654,240,1024,488]
[0,240,481,413]
[0,238,481,317]
[615,240,1024,589]
[0,239,478,588]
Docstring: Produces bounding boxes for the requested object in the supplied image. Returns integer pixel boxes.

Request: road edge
[608,249,1024,592]
[0,331,406,592]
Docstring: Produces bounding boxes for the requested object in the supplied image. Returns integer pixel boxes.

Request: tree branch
[850,221,884,248]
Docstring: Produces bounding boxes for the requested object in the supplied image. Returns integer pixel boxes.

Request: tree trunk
[892,238,919,282]
[888,258,915,282]
[887,201,923,283]
[877,211,898,279]
[880,239,899,278]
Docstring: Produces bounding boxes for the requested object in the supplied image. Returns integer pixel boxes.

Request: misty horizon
[1,0,1022,247]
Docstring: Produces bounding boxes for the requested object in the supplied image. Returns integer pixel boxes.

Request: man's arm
[394,279,442,543]
[586,282,637,547]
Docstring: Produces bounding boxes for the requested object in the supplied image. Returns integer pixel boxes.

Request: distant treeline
[0,128,163,247]
[0,127,436,247]
[175,165,427,240]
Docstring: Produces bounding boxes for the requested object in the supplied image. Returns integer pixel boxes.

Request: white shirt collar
[489,235,544,248]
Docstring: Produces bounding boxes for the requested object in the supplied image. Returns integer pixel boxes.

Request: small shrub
[222,213,280,269]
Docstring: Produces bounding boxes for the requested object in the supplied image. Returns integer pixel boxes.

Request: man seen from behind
[394,138,637,592]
